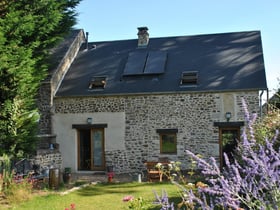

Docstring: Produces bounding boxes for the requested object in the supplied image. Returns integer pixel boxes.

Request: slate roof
[55,30,267,97]
[47,30,82,81]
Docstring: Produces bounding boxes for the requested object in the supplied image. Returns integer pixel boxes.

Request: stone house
[37,27,267,174]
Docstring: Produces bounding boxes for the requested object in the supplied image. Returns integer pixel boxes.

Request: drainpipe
[259,89,266,118]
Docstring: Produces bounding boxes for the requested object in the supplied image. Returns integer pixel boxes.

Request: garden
[0,99,279,209]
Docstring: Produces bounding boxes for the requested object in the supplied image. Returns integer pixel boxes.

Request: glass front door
[78,128,105,171]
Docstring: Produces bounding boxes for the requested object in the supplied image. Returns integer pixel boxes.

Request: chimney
[137,27,149,48]
[85,32,89,50]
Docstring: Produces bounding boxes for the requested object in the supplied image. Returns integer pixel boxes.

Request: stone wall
[38,30,85,138]
[53,91,260,172]
[30,151,62,172]
[35,30,85,170]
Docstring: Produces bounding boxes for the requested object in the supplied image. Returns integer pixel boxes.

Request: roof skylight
[181,71,198,86]
[89,76,106,89]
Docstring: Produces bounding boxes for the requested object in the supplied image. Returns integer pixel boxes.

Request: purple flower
[153,189,174,210]
[185,99,280,209]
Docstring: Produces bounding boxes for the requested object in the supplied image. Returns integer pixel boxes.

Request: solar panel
[144,51,167,74]
[123,51,148,76]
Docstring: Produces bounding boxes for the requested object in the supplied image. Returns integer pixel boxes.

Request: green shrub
[5,178,33,204]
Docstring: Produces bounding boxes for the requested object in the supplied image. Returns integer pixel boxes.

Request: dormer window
[89,76,106,89]
[181,71,198,86]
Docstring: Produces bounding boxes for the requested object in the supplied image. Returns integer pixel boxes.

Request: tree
[254,80,280,147]
[0,0,81,157]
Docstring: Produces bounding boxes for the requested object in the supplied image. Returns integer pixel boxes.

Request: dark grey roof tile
[56,30,267,97]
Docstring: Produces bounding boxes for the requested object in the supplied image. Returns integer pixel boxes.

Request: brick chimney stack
[137,27,149,48]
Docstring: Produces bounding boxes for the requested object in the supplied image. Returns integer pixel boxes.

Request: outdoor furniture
[144,160,170,182]
[144,161,160,182]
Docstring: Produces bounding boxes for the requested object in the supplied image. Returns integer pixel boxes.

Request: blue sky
[75,0,280,98]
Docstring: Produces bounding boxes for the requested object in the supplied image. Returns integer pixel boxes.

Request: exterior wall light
[225,112,231,122]
[87,117,93,124]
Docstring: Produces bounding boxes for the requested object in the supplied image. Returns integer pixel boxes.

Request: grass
[2,182,182,210]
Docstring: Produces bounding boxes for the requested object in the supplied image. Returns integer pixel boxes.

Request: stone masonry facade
[35,30,85,170]
[54,91,259,173]
[38,30,85,146]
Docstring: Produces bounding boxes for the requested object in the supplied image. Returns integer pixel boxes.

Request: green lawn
[5,182,182,210]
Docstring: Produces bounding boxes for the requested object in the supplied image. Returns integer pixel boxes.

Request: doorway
[219,127,240,168]
[77,128,105,171]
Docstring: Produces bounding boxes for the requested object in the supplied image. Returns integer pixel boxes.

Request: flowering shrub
[123,195,147,209]
[65,203,76,210]
[186,99,280,209]
[153,161,197,209]
[254,101,280,147]
[151,98,280,209]
[156,161,185,183]
[123,195,134,202]
[153,189,174,210]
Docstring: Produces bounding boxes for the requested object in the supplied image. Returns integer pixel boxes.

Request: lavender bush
[153,189,175,210]
[186,99,280,209]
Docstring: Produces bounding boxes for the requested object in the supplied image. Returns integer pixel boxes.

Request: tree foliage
[0,0,81,157]
[254,82,280,147]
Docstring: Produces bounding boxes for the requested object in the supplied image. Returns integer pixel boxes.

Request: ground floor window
[77,128,105,171]
[157,129,178,154]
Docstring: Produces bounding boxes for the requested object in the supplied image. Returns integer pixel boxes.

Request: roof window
[181,71,198,86]
[89,76,106,89]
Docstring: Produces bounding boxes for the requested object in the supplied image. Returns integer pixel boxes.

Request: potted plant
[63,167,71,184]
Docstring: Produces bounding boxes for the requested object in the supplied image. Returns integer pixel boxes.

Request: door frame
[219,127,240,168]
[73,123,107,171]
[214,121,244,169]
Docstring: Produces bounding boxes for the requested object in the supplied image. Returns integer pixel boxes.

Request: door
[78,128,105,171]
[219,127,240,168]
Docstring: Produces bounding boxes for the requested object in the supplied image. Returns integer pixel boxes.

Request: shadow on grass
[72,182,187,209]
[75,181,173,197]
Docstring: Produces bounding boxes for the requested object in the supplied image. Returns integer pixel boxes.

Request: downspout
[266,88,269,112]
[260,90,264,118]
[259,89,267,118]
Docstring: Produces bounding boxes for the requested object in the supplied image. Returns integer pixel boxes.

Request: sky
[74,0,280,98]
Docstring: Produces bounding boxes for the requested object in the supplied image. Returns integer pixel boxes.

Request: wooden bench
[144,161,160,182]
[144,161,169,182]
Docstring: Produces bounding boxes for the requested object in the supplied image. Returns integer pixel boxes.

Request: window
[180,71,198,86]
[157,129,178,154]
[89,76,106,89]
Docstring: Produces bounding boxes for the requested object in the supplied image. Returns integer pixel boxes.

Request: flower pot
[63,172,71,184]
[63,167,71,184]
[108,176,113,183]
